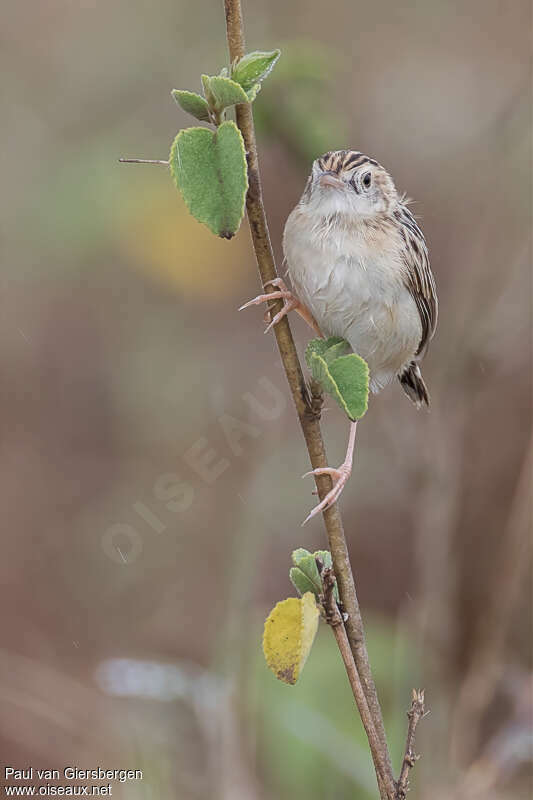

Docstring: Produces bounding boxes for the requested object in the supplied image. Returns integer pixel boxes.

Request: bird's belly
[288,250,422,390]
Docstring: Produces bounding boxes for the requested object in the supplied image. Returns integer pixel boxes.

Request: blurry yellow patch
[262,592,320,685]
[117,172,252,301]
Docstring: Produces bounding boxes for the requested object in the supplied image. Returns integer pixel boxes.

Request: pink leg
[239,278,323,337]
[302,420,358,524]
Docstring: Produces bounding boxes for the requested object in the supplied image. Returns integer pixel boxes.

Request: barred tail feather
[399,362,430,408]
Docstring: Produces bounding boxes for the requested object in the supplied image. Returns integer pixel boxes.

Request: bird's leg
[302,420,358,524]
[239,278,323,337]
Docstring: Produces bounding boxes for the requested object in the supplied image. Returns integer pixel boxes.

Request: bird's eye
[362,172,372,189]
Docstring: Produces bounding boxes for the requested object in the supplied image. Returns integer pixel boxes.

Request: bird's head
[302,150,398,218]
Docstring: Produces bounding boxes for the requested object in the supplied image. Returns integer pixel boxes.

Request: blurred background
[1,0,531,798]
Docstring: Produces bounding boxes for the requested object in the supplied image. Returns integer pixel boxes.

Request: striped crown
[317,150,380,174]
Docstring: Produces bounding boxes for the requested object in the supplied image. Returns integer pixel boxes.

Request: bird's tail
[399,362,430,408]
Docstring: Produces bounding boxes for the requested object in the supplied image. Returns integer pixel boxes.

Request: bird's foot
[301,420,358,524]
[239,278,321,336]
[302,462,352,524]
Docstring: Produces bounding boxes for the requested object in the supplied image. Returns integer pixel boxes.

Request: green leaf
[203,75,249,111]
[171,90,211,122]
[294,554,322,590]
[289,567,319,597]
[328,355,369,418]
[305,335,348,363]
[290,548,338,601]
[169,121,248,239]
[314,550,333,571]
[201,74,216,107]
[305,337,369,421]
[322,339,352,363]
[232,49,281,90]
[263,593,319,684]
[291,548,312,566]
[246,83,262,102]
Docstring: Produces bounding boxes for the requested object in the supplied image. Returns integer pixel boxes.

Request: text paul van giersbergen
[5,769,143,783]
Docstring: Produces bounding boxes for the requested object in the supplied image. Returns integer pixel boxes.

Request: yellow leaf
[262,592,320,684]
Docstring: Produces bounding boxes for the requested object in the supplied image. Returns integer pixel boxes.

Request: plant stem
[397,690,426,799]
[118,158,169,165]
[320,564,397,798]
[223,1,395,795]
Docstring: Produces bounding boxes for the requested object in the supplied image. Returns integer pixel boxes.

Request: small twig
[396,689,426,799]
[318,560,396,800]
[118,158,169,165]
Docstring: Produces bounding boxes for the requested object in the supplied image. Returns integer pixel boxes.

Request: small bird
[240,150,437,522]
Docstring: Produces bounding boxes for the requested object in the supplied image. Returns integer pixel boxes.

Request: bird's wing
[395,204,438,357]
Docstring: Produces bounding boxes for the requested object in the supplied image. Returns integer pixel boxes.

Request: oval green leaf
[232,49,281,90]
[289,567,319,597]
[290,548,321,597]
[305,337,369,421]
[204,75,249,111]
[171,90,211,122]
[292,553,321,592]
[169,121,248,239]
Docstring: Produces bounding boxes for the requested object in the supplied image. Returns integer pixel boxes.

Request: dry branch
[396,689,426,799]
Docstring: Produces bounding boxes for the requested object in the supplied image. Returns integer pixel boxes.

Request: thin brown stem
[320,563,397,799]
[396,689,426,799]
[223,1,395,796]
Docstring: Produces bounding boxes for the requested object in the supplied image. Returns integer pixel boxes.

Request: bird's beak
[318,171,345,189]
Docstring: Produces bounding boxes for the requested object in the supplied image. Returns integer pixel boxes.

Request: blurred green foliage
[249,616,418,799]
[254,42,349,164]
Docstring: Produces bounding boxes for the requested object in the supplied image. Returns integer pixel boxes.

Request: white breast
[283,207,422,392]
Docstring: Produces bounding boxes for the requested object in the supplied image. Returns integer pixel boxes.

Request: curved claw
[238,288,290,312]
[302,467,343,480]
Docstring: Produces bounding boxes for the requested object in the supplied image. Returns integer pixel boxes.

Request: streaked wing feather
[396,205,437,356]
